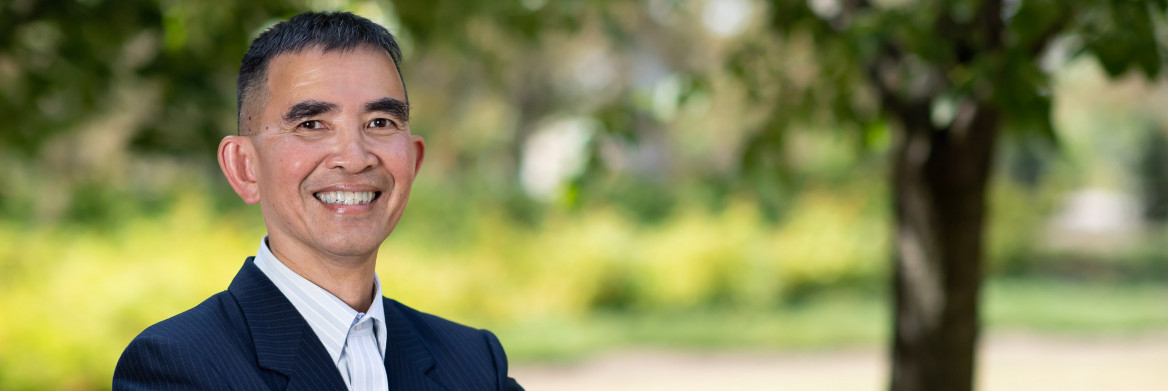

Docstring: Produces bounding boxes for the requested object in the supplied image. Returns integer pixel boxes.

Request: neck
[266,237,378,312]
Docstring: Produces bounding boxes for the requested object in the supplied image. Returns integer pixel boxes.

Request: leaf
[1081,0,1163,78]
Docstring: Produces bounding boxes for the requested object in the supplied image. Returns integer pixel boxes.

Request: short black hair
[236,11,406,134]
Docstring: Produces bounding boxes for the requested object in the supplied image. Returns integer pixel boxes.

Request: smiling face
[219,45,424,266]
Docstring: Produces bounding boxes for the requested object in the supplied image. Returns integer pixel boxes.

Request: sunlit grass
[494,279,1168,363]
[985,278,1168,334]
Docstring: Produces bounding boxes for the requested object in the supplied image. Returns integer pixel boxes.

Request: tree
[0,1,309,156]
[740,0,1168,389]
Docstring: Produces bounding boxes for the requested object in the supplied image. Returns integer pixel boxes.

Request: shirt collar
[252,236,388,364]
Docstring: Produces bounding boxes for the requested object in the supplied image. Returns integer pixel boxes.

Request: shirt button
[355,323,363,330]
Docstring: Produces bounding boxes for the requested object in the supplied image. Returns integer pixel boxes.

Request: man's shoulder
[119,290,253,366]
[133,290,241,343]
[385,299,523,391]
[114,291,260,390]
[384,298,509,358]
[385,298,488,341]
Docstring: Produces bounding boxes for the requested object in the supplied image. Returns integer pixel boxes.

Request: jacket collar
[228,257,448,391]
[229,257,345,390]
[382,299,449,390]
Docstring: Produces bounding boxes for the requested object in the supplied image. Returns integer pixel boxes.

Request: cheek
[379,137,417,172]
[285,158,311,180]
[264,142,318,191]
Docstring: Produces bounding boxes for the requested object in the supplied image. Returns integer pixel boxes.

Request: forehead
[263,46,405,108]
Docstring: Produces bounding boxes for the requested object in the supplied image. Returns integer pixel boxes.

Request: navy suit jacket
[114,258,523,391]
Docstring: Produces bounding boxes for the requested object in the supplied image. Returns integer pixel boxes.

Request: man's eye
[299,120,322,129]
[369,118,393,128]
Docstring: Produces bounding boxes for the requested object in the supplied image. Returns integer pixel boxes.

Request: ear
[218,136,260,204]
[410,134,426,177]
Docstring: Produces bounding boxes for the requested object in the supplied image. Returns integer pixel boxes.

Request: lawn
[491,278,1168,363]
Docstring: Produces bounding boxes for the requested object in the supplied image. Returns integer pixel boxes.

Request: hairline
[237,44,406,136]
[235,12,408,136]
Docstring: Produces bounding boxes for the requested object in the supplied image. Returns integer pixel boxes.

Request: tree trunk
[889,102,999,391]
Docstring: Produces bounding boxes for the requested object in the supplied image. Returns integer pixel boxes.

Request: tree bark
[889,102,999,391]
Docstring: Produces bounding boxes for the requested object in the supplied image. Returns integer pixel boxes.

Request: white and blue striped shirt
[253,236,389,390]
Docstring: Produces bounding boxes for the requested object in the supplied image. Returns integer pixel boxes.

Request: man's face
[243,46,423,263]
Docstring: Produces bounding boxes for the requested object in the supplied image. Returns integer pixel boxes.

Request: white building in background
[520,117,597,202]
[1045,188,1143,252]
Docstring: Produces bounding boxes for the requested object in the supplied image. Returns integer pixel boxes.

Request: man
[114,11,523,391]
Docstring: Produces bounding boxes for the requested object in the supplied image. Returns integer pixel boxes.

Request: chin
[320,234,386,259]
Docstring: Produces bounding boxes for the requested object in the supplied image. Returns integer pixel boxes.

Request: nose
[327,128,378,173]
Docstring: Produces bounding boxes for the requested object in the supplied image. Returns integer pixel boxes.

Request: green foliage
[0,0,306,157]
[735,0,1168,180]
[1077,0,1167,78]
[0,193,264,390]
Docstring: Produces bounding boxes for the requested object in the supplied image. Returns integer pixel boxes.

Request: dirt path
[510,333,1168,390]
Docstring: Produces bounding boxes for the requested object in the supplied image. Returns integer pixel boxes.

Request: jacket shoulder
[114,292,255,390]
[131,291,246,346]
[386,299,524,391]
[388,299,484,339]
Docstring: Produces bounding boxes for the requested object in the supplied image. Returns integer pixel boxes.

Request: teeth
[314,191,376,205]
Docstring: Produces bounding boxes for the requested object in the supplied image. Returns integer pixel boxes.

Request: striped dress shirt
[252,236,389,390]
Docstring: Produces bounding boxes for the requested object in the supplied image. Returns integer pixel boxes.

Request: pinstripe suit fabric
[114,258,523,391]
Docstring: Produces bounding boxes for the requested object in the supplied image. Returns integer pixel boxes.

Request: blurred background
[2,0,1168,390]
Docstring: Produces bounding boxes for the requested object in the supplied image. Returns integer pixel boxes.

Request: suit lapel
[228,258,347,391]
[383,299,449,391]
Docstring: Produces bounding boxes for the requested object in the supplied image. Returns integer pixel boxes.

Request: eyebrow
[282,100,338,123]
[365,97,410,122]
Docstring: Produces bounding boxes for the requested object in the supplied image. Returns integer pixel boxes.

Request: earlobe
[218,136,261,204]
[411,135,426,177]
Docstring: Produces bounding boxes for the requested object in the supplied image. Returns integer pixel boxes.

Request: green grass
[985,278,1168,334]
[494,295,889,363]
[493,278,1168,363]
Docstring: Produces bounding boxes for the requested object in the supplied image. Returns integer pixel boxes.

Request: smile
[313,191,379,205]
